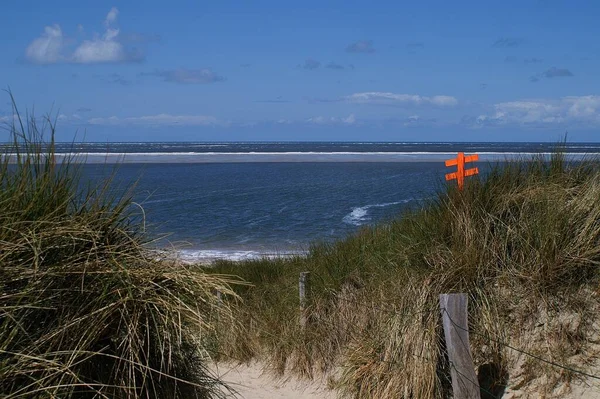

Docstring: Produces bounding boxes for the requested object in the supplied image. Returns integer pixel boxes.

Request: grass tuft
[0,96,239,398]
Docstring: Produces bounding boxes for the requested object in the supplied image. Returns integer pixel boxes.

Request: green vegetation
[2,95,598,398]
[210,153,600,398]
[0,101,239,398]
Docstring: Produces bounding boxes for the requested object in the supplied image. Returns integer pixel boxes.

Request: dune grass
[0,101,239,398]
[209,152,600,398]
[4,98,596,398]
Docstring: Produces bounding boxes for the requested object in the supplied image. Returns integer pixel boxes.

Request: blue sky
[1,0,599,141]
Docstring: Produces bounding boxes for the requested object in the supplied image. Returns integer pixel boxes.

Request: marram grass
[210,151,600,398]
[0,99,240,398]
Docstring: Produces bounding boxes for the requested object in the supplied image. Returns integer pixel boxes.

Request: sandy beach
[212,362,336,399]
[211,360,600,399]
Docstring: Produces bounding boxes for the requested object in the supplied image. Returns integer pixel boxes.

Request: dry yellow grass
[0,98,242,398]
[210,152,600,398]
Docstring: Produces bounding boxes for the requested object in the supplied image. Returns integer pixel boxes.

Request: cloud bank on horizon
[2,1,599,141]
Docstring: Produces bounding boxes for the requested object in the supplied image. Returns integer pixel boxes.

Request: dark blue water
[72,142,600,262]
[48,141,600,154]
[83,162,446,261]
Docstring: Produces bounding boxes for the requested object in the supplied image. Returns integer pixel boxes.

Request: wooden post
[299,272,310,328]
[439,293,481,399]
[216,290,223,307]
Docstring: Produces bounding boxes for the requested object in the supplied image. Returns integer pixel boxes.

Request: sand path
[212,362,336,399]
[212,361,600,398]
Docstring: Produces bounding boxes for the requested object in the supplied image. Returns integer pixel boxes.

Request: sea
[55,141,600,263]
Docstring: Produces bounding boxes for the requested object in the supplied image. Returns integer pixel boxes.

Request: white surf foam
[14,151,596,164]
[343,207,369,225]
[343,199,416,226]
[173,249,306,264]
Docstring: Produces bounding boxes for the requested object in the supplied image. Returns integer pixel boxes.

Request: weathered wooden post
[439,293,481,399]
[299,272,310,329]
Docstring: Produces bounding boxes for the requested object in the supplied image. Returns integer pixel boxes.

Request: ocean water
[72,142,600,262]
[48,141,600,163]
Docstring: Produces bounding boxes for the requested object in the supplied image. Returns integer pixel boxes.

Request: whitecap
[342,199,417,226]
[343,207,369,226]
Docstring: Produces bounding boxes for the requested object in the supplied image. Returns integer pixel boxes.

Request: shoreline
[157,248,308,265]
[9,152,597,164]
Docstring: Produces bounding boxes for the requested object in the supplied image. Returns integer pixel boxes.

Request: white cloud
[306,114,356,125]
[346,40,375,54]
[25,24,65,64]
[71,8,137,64]
[472,95,600,127]
[25,8,143,64]
[144,69,225,84]
[343,114,356,124]
[105,7,119,27]
[89,116,120,125]
[72,28,129,64]
[404,115,421,126]
[493,101,562,124]
[344,92,458,107]
[0,114,20,125]
[564,96,600,118]
[56,113,83,122]
[430,96,459,106]
[88,114,223,127]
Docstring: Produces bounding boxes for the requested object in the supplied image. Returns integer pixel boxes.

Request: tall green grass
[210,152,600,398]
[0,100,238,398]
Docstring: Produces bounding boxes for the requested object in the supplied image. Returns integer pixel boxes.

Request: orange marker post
[445,152,479,190]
